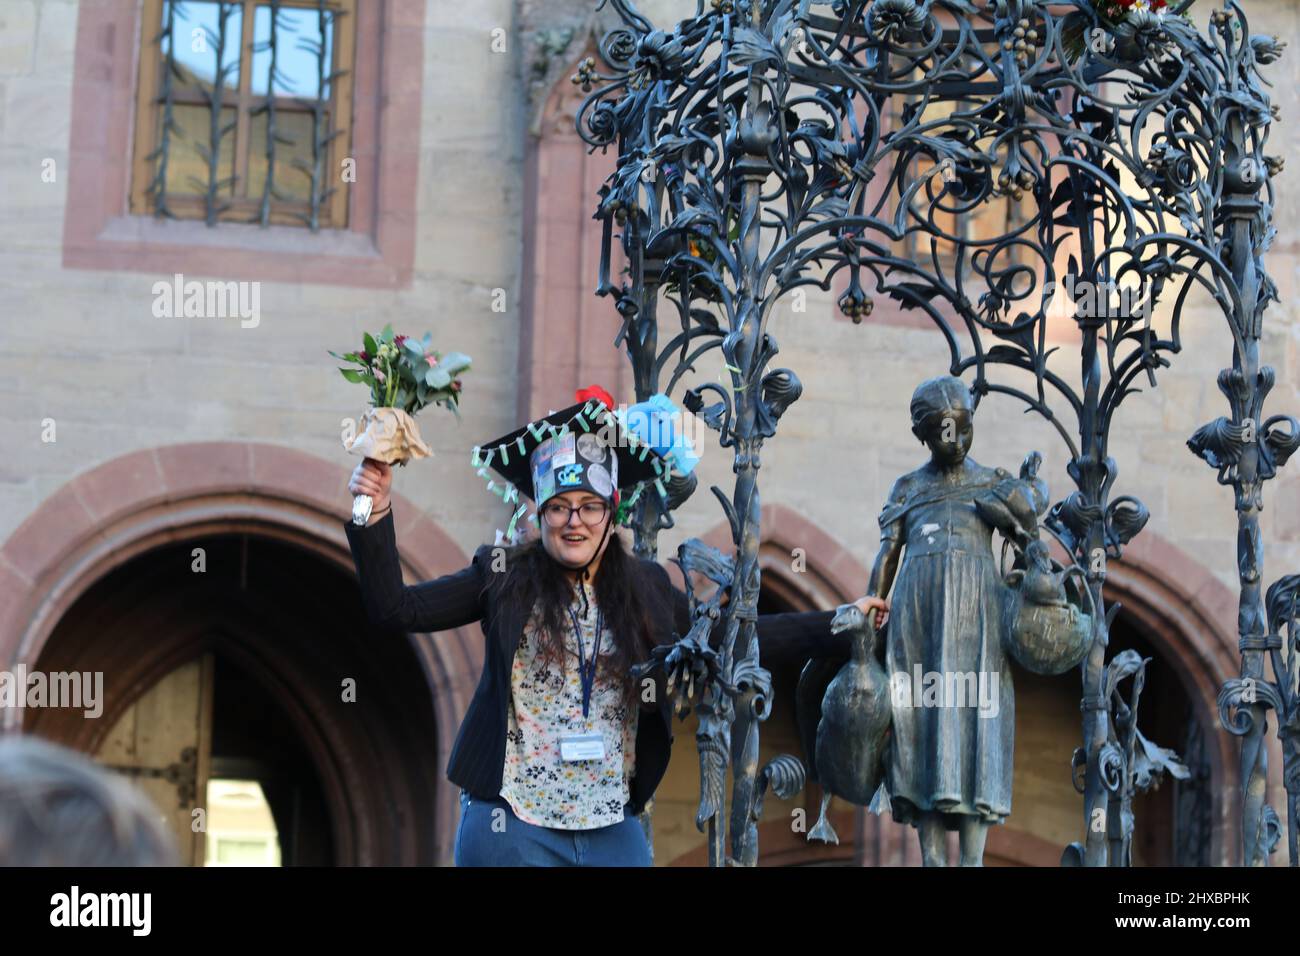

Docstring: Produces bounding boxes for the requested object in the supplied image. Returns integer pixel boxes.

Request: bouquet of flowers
[1096,0,1169,16]
[1061,0,1183,63]
[331,324,471,524]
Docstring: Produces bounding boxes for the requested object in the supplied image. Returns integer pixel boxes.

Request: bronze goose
[807,603,893,844]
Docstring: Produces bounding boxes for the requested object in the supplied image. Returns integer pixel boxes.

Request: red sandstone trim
[0,441,477,863]
[61,0,422,288]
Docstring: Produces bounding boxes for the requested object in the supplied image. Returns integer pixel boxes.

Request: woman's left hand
[636,635,727,719]
[853,594,890,630]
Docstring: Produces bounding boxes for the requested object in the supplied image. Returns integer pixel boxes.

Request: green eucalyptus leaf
[436,352,472,375]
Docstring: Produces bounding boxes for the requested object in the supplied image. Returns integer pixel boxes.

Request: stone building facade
[0,0,1296,864]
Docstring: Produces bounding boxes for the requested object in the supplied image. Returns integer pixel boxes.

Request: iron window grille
[129,0,355,230]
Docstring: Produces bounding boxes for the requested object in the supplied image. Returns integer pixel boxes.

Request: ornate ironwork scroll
[1184,4,1297,868]
[577,0,1283,865]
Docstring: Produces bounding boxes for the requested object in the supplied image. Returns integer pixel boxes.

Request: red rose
[359,350,371,363]
[394,334,408,348]
[575,384,616,410]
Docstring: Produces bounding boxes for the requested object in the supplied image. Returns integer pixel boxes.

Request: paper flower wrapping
[342,406,433,465]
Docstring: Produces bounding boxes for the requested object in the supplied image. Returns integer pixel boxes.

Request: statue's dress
[879,461,1015,829]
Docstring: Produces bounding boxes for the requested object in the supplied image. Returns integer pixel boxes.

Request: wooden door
[95,653,215,865]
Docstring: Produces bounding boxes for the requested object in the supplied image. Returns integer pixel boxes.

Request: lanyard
[565,601,604,720]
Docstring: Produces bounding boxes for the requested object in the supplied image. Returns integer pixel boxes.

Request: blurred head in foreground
[0,735,178,866]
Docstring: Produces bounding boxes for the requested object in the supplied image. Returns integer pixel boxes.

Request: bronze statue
[864,375,1049,866]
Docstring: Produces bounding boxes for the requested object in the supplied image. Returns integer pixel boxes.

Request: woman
[345,391,888,866]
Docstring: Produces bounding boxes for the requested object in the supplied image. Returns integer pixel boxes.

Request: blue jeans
[453,791,652,867]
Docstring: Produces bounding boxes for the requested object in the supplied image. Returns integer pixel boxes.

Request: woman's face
[540,489,613,569]
[921,406,972,466]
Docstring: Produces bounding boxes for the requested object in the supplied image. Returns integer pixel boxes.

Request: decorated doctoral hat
[471,384,700,545]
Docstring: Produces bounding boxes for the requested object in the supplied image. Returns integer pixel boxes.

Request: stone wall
[1,0,1295,865]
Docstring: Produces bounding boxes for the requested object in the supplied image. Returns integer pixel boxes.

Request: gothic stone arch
[0,442,482,864]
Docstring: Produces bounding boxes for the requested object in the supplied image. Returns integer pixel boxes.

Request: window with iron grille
[899,73,1032,278]
[894,43,1034,282]
[129,0,356,230]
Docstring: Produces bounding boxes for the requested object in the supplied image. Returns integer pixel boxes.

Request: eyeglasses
[541,500,610,527]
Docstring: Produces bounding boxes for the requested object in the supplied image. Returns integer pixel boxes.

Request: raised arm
[342,509,488,633]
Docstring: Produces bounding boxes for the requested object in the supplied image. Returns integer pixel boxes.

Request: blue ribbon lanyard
[566,602,604,720]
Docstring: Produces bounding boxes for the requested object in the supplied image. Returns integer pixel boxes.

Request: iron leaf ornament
[577,0,1286,866]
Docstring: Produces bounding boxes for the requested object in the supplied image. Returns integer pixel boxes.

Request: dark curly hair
[480,529,656,710]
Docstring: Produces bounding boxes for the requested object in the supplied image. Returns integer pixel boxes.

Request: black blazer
[342,510,847,815]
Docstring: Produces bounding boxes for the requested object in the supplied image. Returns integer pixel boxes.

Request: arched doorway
[1100,541,1243,866]
[24,532,443,865]
[661,504,880,866]
[755,551,861,866]
[998,609,1213,866]
[986,533,1242,866]
[0,443,486,865]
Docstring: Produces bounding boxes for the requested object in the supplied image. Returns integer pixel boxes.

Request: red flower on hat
[575,384,616,410]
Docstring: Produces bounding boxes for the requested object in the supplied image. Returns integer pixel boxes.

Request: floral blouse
[498,583,638,829]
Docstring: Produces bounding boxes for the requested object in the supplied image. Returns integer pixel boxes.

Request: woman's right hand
[853,594,891,631]
[348,458,392,520]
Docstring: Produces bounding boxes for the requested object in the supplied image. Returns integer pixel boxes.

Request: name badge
[559,733,606,762]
